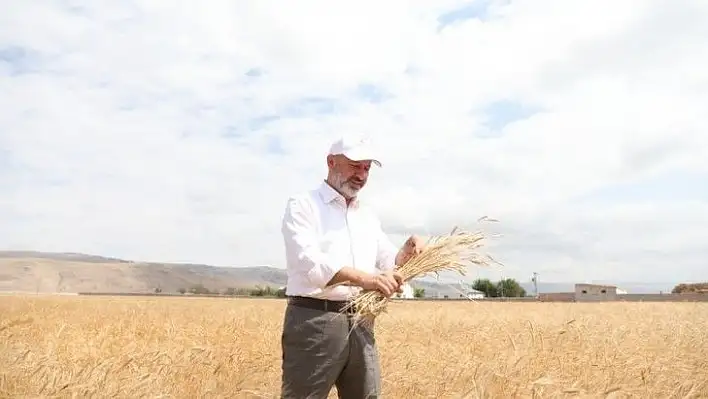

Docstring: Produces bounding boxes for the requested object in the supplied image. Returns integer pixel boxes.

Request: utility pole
[531,272,539,298]
[500,273,504,298]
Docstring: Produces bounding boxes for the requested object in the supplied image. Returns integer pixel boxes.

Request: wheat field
[1,295,707,398]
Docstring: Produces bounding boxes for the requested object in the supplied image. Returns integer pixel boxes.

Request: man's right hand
[326,267,404,297]
[360,271,404,297]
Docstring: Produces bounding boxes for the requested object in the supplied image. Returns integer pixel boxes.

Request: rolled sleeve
[281,196,343,289]
[306,261,342,289]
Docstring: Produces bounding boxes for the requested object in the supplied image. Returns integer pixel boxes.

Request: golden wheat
[1,295,708,398]
[345,226,498,325]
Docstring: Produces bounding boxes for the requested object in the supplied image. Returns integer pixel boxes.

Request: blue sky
[437,0,495,28]
[1,0,707,285]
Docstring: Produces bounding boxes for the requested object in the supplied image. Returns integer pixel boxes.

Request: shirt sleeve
[375,220,399,272]
[281,196,344,289]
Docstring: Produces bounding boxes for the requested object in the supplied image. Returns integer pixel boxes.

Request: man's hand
[360,270,404,297]
[396,235,425,266]
[326,268,403,297]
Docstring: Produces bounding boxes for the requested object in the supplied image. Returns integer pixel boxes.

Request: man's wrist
[350,270,370,288]
[328,267,371,288]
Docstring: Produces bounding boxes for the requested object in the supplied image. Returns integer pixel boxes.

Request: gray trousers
[280,300,381,399]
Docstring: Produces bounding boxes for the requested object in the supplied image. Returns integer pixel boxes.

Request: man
[280,136,424,399]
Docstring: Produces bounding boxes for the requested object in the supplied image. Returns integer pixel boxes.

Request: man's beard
[330,171,365,199]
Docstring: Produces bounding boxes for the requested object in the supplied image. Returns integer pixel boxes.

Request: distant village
[385,281,708,302]
[81,280,708,303]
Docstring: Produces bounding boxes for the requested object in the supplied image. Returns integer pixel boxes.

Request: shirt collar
[318,180,360,209]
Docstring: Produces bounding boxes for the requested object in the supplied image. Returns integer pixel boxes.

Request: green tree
[472,278,498,297]
[189,283,211,295]
[413,287,425,298]
[496,278,526,297]
[250,285,278,297]
[672,282,708,294]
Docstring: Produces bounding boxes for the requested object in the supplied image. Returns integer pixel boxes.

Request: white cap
[328,136,382,167]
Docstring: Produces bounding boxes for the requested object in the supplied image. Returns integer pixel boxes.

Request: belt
[287,295,357,314]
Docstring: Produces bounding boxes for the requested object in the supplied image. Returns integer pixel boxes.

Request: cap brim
[342,149,382,167]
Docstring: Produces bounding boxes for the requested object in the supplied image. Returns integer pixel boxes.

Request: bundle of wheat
[341,225,499,326]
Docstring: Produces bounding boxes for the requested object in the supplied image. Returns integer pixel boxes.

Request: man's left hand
[396,235,425,266]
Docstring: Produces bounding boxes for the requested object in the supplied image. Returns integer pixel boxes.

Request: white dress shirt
[281,181,399,301]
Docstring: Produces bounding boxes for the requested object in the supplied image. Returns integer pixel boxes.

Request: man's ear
[326,154,339,168]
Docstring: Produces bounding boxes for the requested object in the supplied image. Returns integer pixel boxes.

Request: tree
[189,283,211,295]
[177,287,186,294]
[223,287,251,296]
[413,287,425,298]
[472,278,498,297]
[496,278,526,297]
[250,285,278,297]
[672,282,708,294]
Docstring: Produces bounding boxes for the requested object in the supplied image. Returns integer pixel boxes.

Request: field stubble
[1,296,707,398]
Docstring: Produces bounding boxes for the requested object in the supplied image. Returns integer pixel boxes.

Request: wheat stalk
[341,225,500,326]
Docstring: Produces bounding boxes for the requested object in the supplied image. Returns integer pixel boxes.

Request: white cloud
[1,0,707,284]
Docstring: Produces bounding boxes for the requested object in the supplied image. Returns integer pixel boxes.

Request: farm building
[424,282,484,299]
[393,282,415,299]
[574,283,618,301]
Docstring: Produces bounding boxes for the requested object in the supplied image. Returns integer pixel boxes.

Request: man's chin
[342,186,362,199]
[347,184,364,194]
[349,181,365,190]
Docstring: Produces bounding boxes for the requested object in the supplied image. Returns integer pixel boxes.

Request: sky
[1,0,707,285]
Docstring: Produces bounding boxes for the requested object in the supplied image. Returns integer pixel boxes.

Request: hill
[0,251,450,295]
[0,251,285,294]
[0,251,131,264]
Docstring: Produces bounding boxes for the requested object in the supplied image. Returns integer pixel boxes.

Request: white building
[394,282,415,299]
[424,282,485,299]
[466,289,485,299]
[574,283,618,301]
